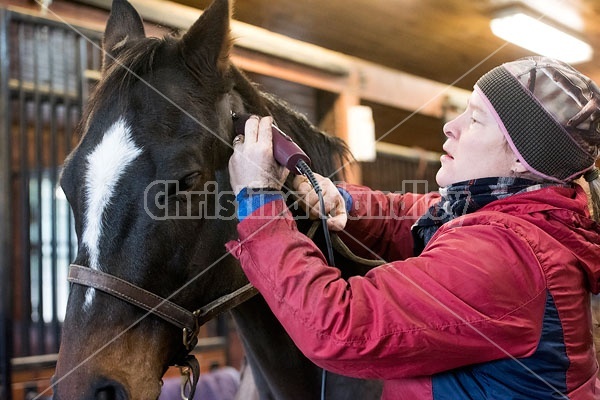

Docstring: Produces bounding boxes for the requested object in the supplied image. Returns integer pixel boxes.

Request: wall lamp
[490,6,593,64]
[347,106,376,162]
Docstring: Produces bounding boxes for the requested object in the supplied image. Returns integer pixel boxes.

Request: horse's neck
[230,297,323,399]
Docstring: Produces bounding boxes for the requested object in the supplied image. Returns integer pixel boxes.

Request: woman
[227,56,600,399]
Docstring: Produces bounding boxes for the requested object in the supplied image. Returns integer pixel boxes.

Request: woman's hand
[228,116,289,195]
[293,173,347,231]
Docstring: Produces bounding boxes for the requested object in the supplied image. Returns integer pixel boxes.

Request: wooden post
[332,70,362,185]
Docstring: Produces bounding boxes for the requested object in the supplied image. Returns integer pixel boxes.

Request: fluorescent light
[490,11,593,64]
[347,106,376,162]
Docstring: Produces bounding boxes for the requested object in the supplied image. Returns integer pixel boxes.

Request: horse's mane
[229,65,352,181]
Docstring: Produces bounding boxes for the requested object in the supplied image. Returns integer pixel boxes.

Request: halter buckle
[182,327,196,351]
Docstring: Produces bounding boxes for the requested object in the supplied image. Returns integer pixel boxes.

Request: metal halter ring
[232,134,245,146]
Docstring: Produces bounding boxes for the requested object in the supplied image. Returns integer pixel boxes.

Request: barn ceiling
[152,0,600,152]
[171,0,600,91]
[5,0,600,151]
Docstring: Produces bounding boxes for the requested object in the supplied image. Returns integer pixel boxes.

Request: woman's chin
[435,170,451,188]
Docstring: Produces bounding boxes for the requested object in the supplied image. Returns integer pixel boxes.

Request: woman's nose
[442,119,458,139]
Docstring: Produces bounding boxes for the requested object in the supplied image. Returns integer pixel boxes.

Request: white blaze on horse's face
[82,118,142,308]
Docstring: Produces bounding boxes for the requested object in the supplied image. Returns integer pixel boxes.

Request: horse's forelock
[87,37,171,123]
[75,42,155,150]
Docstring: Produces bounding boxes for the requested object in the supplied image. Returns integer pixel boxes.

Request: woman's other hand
[293,173,347,231]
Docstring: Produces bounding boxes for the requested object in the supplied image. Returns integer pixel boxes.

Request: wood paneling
[177,0,600,86]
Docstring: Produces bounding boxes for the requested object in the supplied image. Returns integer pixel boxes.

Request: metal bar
[69,32,88,265]
[79,35,90,106]
[0,8,14,400]
[9,8,101,39]
[17,19,31,357]
[7,78,79,102]
[33,23,45,355]
[63,31,74,325]
[49,26,60,353]
[91,38,101,72]
[0,5,107,369]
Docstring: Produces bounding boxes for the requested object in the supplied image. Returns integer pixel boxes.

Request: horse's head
[53,0,249,398]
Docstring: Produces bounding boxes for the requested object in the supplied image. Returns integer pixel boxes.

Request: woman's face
[436,90,518,187]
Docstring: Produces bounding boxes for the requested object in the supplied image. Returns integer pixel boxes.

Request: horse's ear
[180,0,232,76]
[102,0,146,72]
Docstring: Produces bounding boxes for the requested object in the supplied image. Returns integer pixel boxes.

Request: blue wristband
[337,187,353,214]
[236,187,284,221]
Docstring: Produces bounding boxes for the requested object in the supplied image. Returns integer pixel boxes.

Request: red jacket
[227,184,600,399]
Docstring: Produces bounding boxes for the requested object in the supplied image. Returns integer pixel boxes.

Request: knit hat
[475,56,600,183]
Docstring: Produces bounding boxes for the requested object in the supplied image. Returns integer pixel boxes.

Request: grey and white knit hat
[475,56,600,183]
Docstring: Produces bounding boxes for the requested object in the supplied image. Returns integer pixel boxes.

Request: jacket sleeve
[336,184,440,261]
[226,199,547,380]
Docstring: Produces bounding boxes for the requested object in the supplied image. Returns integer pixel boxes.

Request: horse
[52,0,383,398]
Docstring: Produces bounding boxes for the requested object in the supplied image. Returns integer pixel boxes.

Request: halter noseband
[67,263,258,399]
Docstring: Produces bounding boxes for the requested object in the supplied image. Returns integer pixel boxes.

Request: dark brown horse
[53,0,382,398]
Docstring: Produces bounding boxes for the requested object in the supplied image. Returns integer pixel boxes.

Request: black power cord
[297,160,336,268]
[296,159,335,400]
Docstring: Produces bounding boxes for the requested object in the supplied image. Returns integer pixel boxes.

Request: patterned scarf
[411,176,560,255]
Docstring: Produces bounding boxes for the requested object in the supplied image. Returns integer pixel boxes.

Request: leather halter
[68,264,257,349]
[67,263,258,399]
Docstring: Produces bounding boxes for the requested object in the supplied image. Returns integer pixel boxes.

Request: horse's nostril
[96,387,115,400]
[94,380,126,400]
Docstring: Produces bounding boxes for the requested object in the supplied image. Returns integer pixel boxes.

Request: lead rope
[177,355,200,400]
[305,221,385,269]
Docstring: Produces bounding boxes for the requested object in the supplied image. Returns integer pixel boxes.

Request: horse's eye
[178,172,202,192]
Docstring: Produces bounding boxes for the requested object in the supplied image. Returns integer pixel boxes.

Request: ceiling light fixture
[490,7,593,64]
